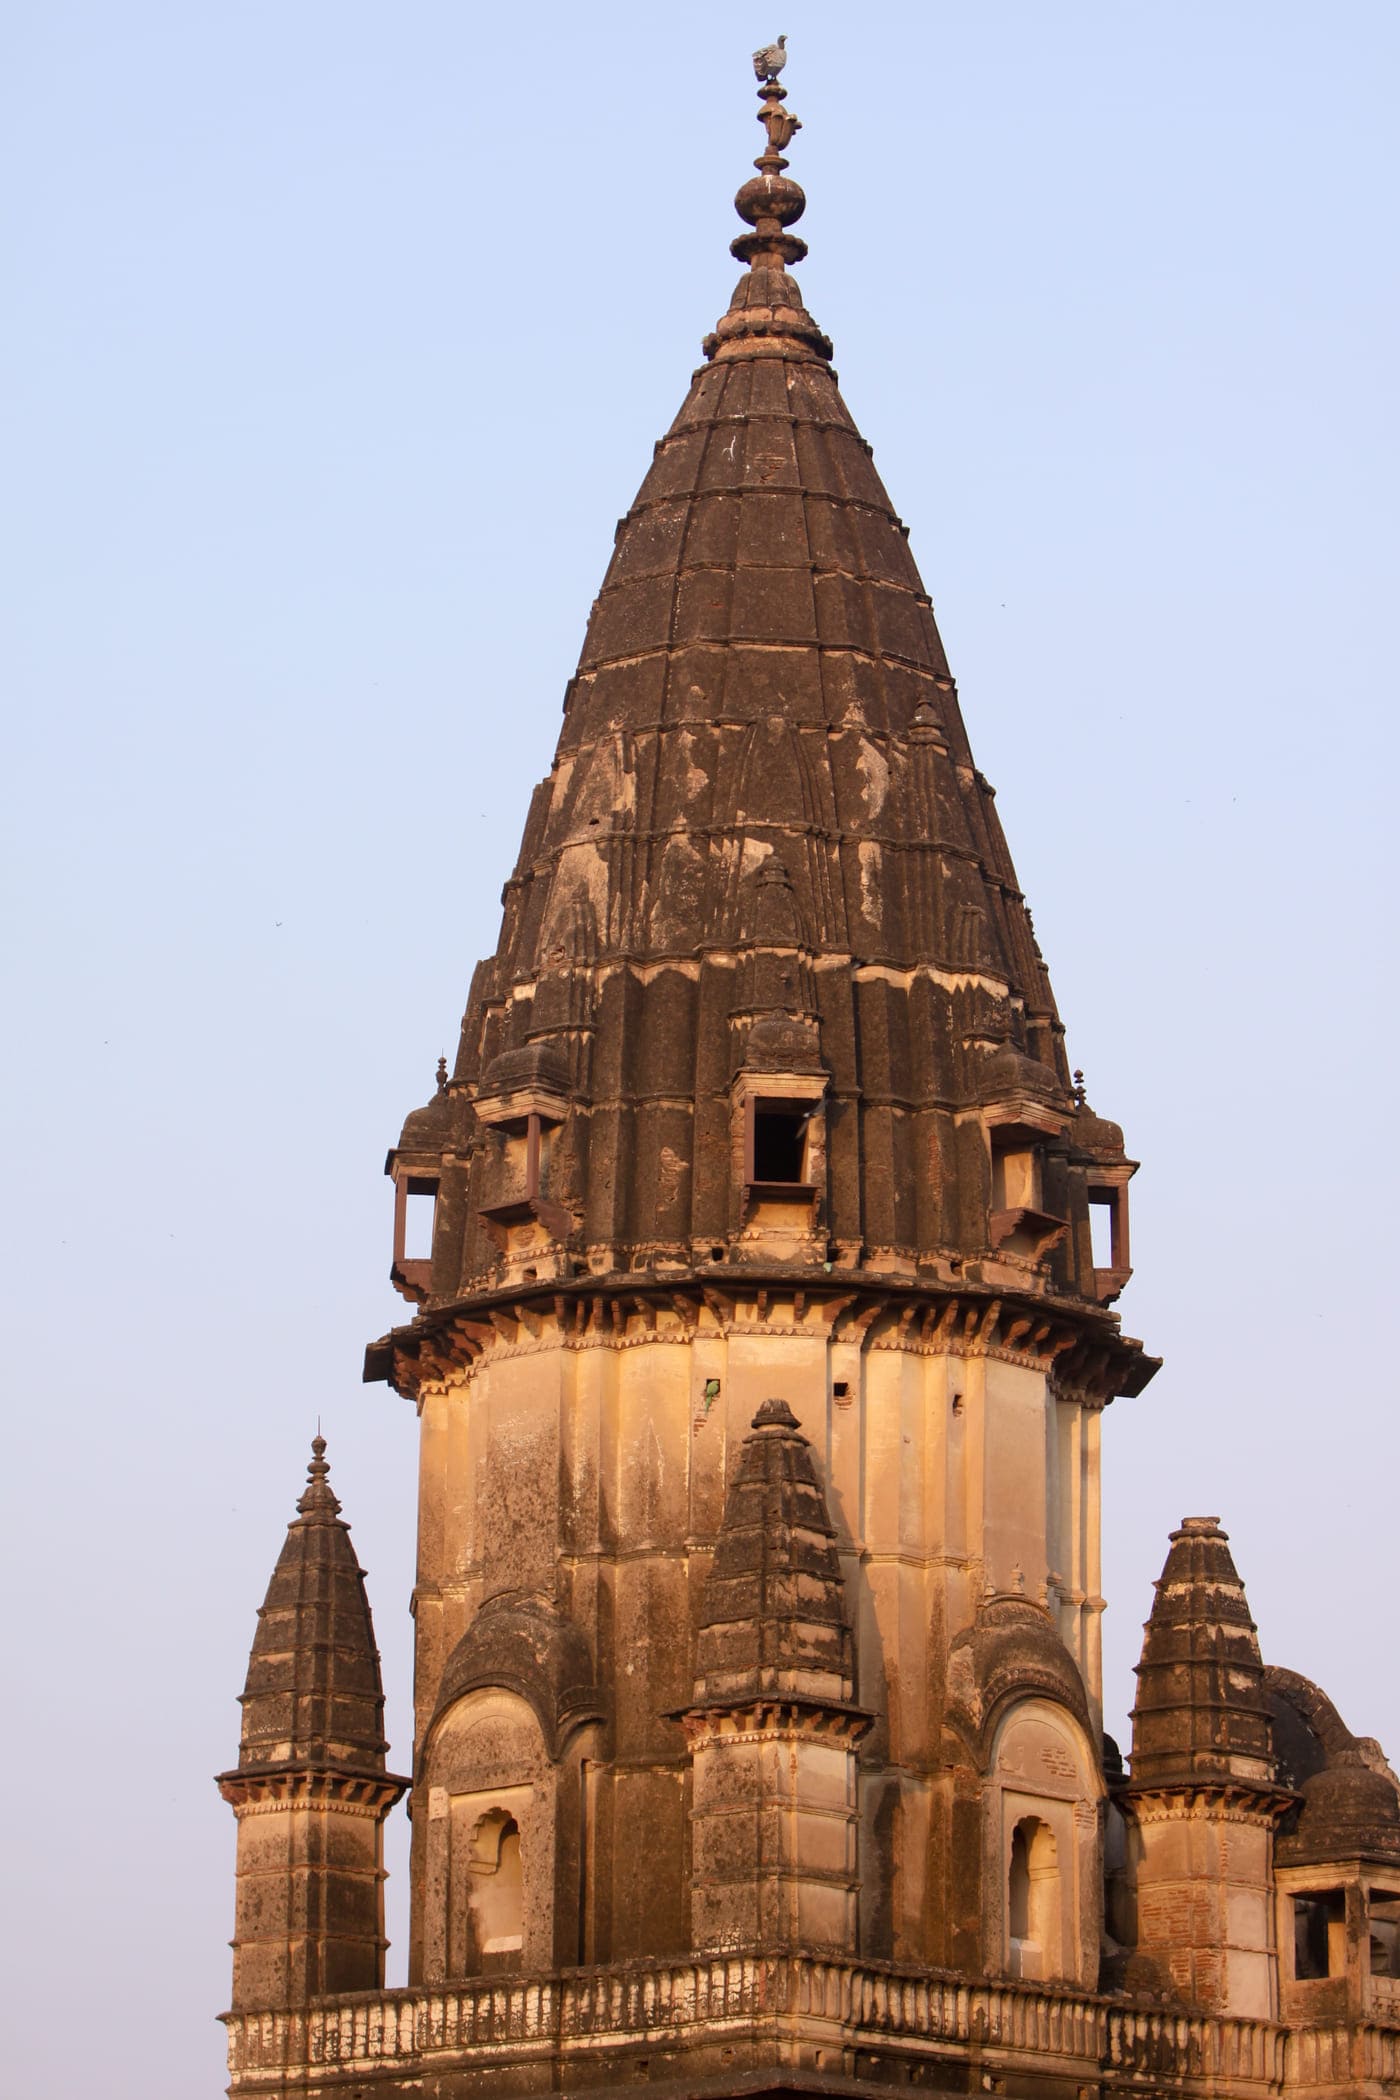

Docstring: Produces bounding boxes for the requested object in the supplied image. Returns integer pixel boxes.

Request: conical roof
[488,99,1049,1008]
[368,64,1152,1369]
[227,1438,396,1780]
[690,1398,858,1709]
[1128,1517,1276,1790]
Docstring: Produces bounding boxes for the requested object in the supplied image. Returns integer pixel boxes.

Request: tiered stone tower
[218,1439,407,2011]
[222,46,1400,2100]
[364,50,1152,1991]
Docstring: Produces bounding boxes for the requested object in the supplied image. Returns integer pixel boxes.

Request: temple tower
[1119,1516,1291,2017]
[218,1439,407,2010]
[219,48,1400,2100]
[364,57,1153,1988]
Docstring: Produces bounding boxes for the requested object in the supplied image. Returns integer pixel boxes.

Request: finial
[751,34,788,83]
[436,1054,448,1093]
[732,42,807,270]
[1072,1068,1087,1107]
[297,1432,341,1518]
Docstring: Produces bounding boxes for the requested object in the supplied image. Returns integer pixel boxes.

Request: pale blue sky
[3,6,1397,2093]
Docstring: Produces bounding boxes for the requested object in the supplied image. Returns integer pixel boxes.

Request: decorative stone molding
[368,1277,1155,1407]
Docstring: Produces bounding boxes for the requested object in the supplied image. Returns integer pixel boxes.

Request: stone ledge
[222,1950,1400,2095]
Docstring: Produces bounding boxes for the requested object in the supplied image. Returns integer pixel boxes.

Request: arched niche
[419,1687,560,1982]
[984,1698,1102,1988]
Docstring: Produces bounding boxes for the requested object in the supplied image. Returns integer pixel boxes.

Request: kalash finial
[297,1432,342,1518]
[732,38,807,271]
[704,41,832,366]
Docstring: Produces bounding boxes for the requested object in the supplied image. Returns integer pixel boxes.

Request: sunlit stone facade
[222,57,1400,2100]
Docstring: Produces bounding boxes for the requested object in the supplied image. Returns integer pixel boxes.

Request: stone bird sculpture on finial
[752,34,788,82]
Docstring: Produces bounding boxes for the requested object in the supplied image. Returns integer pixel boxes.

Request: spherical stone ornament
[735,173,806,228]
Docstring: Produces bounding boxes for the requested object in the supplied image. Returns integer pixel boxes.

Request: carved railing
[1284,2019,1400,2087]
[224,1951,1398,2092]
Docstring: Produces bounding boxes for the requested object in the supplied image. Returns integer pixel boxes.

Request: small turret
[1129,1515,1275,1788]
[218,1439,408,2011]
[1120,1519,1291,2017]
[679,1400,869,1953]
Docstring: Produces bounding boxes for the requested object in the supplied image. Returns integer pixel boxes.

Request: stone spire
[218,1439,408,2011]
[1128,1516,1275,1789]
[358,51,1152,2006]
[226,1436,398,1779]
[681,1400,869,1954]
[691,1397,857,1709]
[1120,1518,1290,2018]
[367,49,1153,1371]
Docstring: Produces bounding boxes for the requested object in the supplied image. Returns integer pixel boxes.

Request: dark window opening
[1294,1890,1345,1979]
[753,1103,808,1184]
[1089,1194,1114,1270]
[832,1381,849,1399]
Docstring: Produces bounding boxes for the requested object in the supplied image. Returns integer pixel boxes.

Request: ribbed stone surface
[234,1440,391,1776]
[692,1398,853,1706]
[1129,1517,1275,1788]
[375,232,1115,1302]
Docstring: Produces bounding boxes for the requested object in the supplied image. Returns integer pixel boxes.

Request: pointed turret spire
[682,1399,869,1954]
[218,1439,408,2011]
[1128,1515,1276,1789]
[691,1397,861,1710]
[227,1435,397,1778]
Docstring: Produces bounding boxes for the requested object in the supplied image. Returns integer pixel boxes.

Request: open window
[479,1110,555,1227]
[391,1172,439,1302]
[465,1809,524,1972]
[988,1702,1100,1989]
[1086,1166,1133,1303]
[727,1067,828,1256]
[471,1051,574,1278]
[747,1096,814,1192]
[987,1129,1066,1265]
[1294,1889,1346,1980]
[1008,1816,1061,1981]
[1369,1890,1400,1982]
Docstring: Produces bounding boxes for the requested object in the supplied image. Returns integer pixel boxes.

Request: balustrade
[223,1953,1396,2093]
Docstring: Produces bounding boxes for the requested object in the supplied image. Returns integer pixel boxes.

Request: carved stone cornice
[216,1765,408,1818]
[673,1697,873,1748]
[365,1272,1157,1408]
[1118,1780,1298,1828]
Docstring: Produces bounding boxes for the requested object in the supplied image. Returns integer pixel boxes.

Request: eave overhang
[365,1269,1159,1408]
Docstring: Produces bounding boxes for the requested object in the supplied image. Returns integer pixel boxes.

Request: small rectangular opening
[991,1140,1039,1212]
[1370,1892,1400,1978]
[1089,1192,1115,1269]
[403,1178,438,1261]
[753,1102,809,1185]
[1294,1890,1345,1980]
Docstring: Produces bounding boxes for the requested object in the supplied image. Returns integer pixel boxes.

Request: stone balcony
[222,1951,1400,2097]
